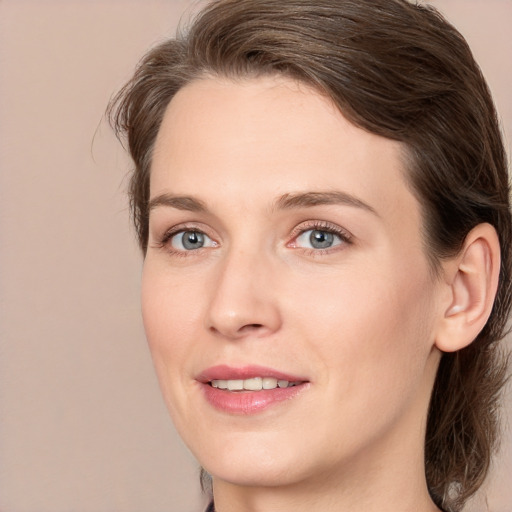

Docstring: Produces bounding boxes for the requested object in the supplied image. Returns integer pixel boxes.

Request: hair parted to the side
[109,1,512,510]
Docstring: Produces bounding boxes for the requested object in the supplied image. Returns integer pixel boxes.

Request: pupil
[310,230,333,249]
[182,231,204,250]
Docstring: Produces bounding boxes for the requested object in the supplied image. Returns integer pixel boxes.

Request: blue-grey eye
[310,230,334,249]
[296,229,342,250]
[170,230,214,251]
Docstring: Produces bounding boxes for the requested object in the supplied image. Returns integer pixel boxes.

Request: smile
[210,377,302,391]
[198,365,310,414]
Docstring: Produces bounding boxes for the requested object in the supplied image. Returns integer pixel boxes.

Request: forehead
[150,75,420,230]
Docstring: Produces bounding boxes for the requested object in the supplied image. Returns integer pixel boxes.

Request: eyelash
[154,220,353,256]
[154,223,214,257]
[288,220,353,255]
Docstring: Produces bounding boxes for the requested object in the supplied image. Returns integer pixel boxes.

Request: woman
[109,1,512,511]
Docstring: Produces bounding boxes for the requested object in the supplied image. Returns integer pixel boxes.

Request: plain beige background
[0,1,510,511]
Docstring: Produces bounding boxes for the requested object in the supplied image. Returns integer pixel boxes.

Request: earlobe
[435,223,500,353]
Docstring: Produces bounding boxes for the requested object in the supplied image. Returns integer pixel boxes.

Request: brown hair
[109,1,512,510]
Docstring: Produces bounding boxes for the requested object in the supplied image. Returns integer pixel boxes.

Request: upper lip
[197,364,308,383]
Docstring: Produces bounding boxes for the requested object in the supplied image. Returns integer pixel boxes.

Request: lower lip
[200,382,309,415]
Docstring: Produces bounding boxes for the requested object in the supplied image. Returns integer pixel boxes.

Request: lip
[197,364,310,415]
[197,364,307,383]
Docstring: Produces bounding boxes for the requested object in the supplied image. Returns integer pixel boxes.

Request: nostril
[208,322,267,339]
[241,323,264,332]
[208,323,263,335]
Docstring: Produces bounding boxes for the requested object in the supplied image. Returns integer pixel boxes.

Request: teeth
[210,377,300,391]
[244,377,263,390]
[227,380,244,391]
[262,377,278,389]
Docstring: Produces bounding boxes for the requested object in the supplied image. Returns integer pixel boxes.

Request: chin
[194,432,328,490]
[184,431,295,486]
[206,459,303,488]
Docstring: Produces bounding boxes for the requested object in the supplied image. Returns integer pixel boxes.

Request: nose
[205,248,282,340]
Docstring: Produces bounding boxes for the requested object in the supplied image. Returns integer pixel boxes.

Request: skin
[143,75,449,512]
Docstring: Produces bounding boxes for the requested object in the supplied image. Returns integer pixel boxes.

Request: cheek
[287,258,437,388]
[140,262,217,449]
[141,260,204,346]
[140,262,204,406]
[289,265,438,454]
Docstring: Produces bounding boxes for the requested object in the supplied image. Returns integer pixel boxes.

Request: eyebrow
[275,191,378,216]
[147,190,378,216]
[148,194,207,213]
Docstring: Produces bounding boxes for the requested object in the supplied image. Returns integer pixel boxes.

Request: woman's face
[143,76,444,489]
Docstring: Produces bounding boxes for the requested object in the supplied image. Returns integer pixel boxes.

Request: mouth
[209,377,303,391]
[197,365,309,414]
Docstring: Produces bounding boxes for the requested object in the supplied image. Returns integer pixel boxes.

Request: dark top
[204,499,447,511]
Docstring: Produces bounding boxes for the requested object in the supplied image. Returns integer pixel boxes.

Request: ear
[435,223,501,353]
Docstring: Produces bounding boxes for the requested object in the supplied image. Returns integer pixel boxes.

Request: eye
[288,221,353,253]
[295,229,343,249]
[169,230,216,251]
